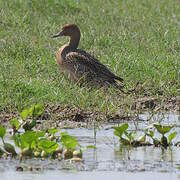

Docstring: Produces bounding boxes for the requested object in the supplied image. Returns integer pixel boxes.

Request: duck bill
[52,31,64,38]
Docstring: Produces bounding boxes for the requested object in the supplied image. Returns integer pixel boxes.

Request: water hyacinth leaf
[38,139,58,154]
[60,132,78,150]
[20,109,29,120]
[19,131,36,149]
[29,104,44,118]
[48,128,58,135]
[10,118,20,130]
[113,123,128,138]
[154,124,173,135]
[0,124,6,138]
[168,132,177,144]
[19,131,44,149]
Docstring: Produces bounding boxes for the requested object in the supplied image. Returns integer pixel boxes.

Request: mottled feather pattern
[53,24,124,89]
[63,49,123,87]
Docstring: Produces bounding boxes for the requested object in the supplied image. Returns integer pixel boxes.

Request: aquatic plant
[113,123,177,148]
[113,123,149,147]
[0,104,87,161]
[146,123,177,148]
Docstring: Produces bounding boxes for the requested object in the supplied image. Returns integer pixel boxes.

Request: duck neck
[69,31,80,49]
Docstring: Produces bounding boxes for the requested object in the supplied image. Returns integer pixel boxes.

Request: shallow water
[0,112,180,180]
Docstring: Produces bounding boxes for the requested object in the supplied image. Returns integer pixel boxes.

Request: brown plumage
[52,24,124,89]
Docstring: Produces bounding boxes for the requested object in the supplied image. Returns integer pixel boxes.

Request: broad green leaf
[0,124,6,138]
[20,109,29,120]
[19,131,36,149]
[19,131,44,149]
[48,128,58,135]
[29,104,44,118]
[154,124,172,135]
[60,132,78,150]
[113,123,128,138]
[38,139,58,154]
[168,132,177,144]
[10,118,20,129]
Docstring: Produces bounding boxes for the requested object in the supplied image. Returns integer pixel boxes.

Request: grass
[0,0,180,114]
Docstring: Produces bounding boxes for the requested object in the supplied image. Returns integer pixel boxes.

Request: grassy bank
[0,0,180,114]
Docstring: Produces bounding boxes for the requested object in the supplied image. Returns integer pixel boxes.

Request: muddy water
[0,112,180,180]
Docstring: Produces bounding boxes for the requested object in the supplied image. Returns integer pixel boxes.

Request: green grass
[0,0,180,113]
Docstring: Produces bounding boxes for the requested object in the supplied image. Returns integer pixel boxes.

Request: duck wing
[64,50,124,83]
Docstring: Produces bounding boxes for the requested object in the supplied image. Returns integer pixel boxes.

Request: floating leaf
[38,139,58,154]
[113,123,128,138]
[0,124,6,138]
[10,118,20,130]
[60,132,78,150]
[168,132,177,144]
